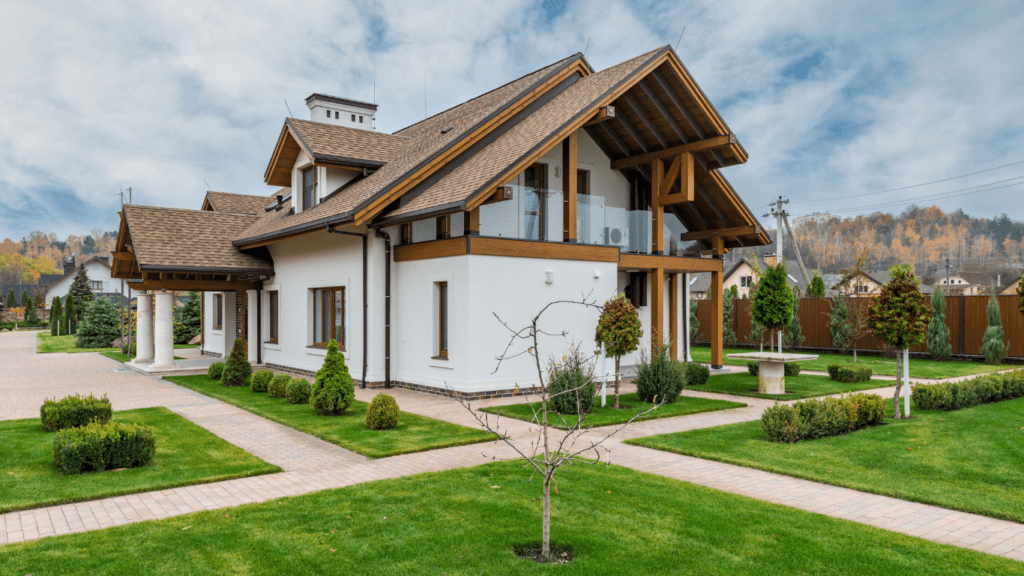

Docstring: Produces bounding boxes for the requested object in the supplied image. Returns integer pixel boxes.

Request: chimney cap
[304,93,378,111]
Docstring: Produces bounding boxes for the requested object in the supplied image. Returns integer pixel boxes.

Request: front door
[236,291,248,356]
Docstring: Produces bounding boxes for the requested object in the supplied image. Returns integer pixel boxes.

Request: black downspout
[375,229,392,388]
[326,225,369,389]
[256,282,262,365]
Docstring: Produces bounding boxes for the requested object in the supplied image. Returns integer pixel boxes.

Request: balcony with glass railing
[478,185,688,255]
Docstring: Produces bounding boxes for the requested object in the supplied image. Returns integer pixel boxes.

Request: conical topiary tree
[784,286,804,351]
[722,289,737,346]
[311,339,355,415]
[69,265,95,309]
[221,338,253,386]
[926,287,952,361]
[868,265,930,419]
[65,294,78,335]
[594,294,642,409]
[76,298,121,348]
[981,297,1006,365]
[174,291,201,344]
[807,272,826,298]
[751,263,795,353]
[6,288,16,309]
[828,293,851,353]
[22,290,40,325]
[50,296,63,336]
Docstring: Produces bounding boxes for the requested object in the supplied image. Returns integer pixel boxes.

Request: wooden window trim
[312,287,345,349]
[212,293,223,330]
[267,291,279,343]
[437,281,448,359]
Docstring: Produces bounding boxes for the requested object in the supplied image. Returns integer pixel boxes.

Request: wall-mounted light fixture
[545,269,554,284]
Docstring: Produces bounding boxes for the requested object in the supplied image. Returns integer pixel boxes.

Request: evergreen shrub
[547,360,596,415]
[268,374,290,398]
[286,378,311,404]
[208,362,225,380]
[365,393,400,430]
[75,298,121,348]
[311,340,355,415]
[40,394,113,432]
[761,393,885,443]
[747,362,801,377]
[685,363,710,386]
[53,420,156,474]
[221,338,252,386]
[250,370,274,393]
[826,364,873,383]
[912,370,1024,411]
[635,344,686,404]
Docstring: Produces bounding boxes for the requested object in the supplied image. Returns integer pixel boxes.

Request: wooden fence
[694,295,1024,359]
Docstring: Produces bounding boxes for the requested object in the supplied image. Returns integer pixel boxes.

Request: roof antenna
[373,51,376,104]
[583,37,591,57]
[203,179,212,191]
[675,27,686,50]
[283,98,294,118]
[424,72,427,119]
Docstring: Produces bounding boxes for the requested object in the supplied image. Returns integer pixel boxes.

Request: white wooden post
[600,344,607,408]
[903,348,910,416]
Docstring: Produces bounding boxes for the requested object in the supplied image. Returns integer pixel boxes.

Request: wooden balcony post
[464,208,480,236]
[651,158,664,254]
[562,132,578,242]
[651,267,665,352]
[669,273,678,359]
[710,266,723,368]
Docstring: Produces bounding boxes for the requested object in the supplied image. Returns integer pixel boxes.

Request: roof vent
[441,125,453,134]
[305,94,378,131]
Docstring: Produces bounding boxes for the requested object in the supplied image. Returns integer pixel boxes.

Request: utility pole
[763,196,790,265]
[945,258,952,294]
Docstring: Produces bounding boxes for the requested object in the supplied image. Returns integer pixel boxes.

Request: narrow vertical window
[359,115,364,123]
[351,114,355,121]
[268,291,279,342]
[437,282,448,358]
[401,222,413,244]
[436,215,450,240]
[335,111,339,119]
[312,287,345,348]
[326,109,330,117]
[213,293,223,330]
[302,166,317,210]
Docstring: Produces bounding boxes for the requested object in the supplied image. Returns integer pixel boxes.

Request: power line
[789,159,1024,204]
[801,179,1024,216]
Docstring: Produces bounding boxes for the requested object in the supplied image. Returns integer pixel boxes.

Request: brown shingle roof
[235,54,581,246]
[384,48,663,220]
[288,119,408,166]
[205,191,277,216]
[124,205,273,274]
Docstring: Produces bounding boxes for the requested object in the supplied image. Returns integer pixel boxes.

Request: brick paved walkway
[2,330,1022,562]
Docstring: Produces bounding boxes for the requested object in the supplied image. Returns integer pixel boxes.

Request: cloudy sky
[1,0,1022,240]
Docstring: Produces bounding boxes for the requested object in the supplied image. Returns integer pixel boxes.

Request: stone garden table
[726,352,819,394]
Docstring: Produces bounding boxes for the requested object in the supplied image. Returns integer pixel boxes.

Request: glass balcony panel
[664,211,687,256]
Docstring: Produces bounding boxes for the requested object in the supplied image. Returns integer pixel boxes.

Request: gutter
[326,225,369,389]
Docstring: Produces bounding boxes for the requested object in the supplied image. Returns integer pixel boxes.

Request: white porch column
[683,273,693,362]
[135,292,154,363]
[153,290,175,368]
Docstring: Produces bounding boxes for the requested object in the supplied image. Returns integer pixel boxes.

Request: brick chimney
[63,255,76,275]
[763,254,778,267]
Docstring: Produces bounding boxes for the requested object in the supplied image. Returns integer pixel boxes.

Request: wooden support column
[710,266,723,368]
[651,267,665,351]
[562,132,578,242]
[651,158,664,254]
[463,208,480,236]
[669,273,678,359]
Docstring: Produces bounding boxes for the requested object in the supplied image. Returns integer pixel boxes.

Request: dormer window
[302,166,317,210]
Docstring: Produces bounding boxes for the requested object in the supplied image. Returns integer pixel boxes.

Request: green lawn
[628,397,1024,524]
[1,461,1018,575]
[696,372,887,400]
[98,351,183,362]
[37,333,197,355]
[691,346,1006,379]
[0,407,280,514]
[166,375,495,459]
[479,393,745,430]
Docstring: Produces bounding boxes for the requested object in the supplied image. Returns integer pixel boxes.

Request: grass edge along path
[0,407,280,514]
[696,372,887,400]
[479,392,746,430]
[37,333,198,355]
[166,375,495,459]
[690,345,1006,379]
[626,397,1024,524]
[0,461,1019,575]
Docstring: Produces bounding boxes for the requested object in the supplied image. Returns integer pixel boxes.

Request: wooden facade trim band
[610,134,734,170]
[394,236,621,263]
[618,253,723,273]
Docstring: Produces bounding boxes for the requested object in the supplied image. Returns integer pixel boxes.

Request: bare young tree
[448,297,662,563]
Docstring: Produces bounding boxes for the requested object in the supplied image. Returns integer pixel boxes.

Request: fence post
[959,295,965,355]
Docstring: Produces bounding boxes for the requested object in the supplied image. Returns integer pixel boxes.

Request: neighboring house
[688,255,806,299]
[109,46,769,396]
[45,256,128,306]
[833,269,933,297]
[999,274,1022,296]
[935,272,995,296]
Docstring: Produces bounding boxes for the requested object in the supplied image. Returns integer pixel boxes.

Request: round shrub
[287,378,311,404]
[208,362,225,380]
[221,338,252,387]
[251,370,274,393]
[311,340,355,415]
[748,362,801,377]
[761,403,803,443]
[635,344,686,404]
[268,374,290,398]
[365,393,400,430]
[547,361,596,415]
[685,362,710,386]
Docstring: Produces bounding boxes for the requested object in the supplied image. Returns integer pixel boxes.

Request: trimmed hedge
[268,374,290,399]
[747,362,801,377]
[912,369,1024,411]
[685,363,710,386]
[53,420,156,474]
[251,370,274,393]
[365,393,400,430]
[761,393,886,443]
[40,394,112,432]
[827,364,873,383]
[208,362,225,380]
[286,378,311,404]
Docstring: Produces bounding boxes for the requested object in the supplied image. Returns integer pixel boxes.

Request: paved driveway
[0,330,205,421]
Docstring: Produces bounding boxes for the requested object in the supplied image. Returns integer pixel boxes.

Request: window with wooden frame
[267,291,279,343]
[436,215,451,240]
[576,169,589,196]
[89,280,103,290]
[436,281,448,358]
[213,293,223,330]
[401,222,413,244]
[312,287,344,348]
[302,166,317,211]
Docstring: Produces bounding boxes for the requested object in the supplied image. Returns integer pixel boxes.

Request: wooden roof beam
[679,225,761,242]
[637,79,690,144]
[611,101,650,153]
[598,122,632,156]
[621,92,668,148]
[610,135,733,170]
[651,69,729,168]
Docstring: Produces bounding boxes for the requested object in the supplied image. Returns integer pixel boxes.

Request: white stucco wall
[45,259,116,304]
[202,291,227,357]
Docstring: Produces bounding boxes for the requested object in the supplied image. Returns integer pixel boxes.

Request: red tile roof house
[111,46,769,398]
